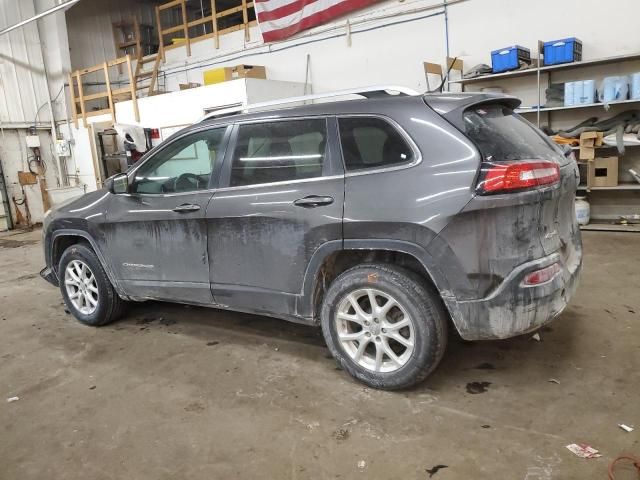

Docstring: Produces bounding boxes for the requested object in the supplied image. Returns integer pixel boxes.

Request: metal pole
[0,0,80,37]
[33,1,66,187]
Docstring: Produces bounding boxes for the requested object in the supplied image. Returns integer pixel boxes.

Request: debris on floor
[566,443,601,459]
[532,333,541,342]
[426,464,449,477]
[548,378,560,384]
[475,362,495,370]
[466,381,491,394]
[6,396,19,403]
[88,385,96,390]
[357,460,366,470]
[618,423,634,433]
[333,426,350,441]
[206,341,220,346]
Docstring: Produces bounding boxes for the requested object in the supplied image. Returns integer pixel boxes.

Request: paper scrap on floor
[566,443,601,458]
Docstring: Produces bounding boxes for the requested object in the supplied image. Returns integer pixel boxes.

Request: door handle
[172,203,201,213]
[293,195,334,208]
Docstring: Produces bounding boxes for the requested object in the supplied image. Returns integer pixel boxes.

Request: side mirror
[109,173,129,194]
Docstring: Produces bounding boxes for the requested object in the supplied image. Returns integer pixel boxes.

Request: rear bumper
[443,245,582,340]
[40,266,59,287]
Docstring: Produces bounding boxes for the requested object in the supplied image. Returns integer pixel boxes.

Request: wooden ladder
[133,51,162,97]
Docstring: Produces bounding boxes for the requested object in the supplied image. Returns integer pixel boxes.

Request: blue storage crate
[491,45,531,73]
[543,37,582,65]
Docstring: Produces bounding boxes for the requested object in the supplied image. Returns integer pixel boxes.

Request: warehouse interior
[1,0,639,478]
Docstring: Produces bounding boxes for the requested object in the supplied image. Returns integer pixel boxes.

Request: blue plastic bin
[543,38,582,65]
[491,45,531,73]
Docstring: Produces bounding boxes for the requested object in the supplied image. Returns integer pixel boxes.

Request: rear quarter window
[463,104,561,162]
[338,117,414,171]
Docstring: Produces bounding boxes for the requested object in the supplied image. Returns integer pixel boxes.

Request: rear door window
[463,104,562,162]
[338,117,414,171]
[230,118,327,187]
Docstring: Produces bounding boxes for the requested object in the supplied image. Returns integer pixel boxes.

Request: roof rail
[199,85,420,122]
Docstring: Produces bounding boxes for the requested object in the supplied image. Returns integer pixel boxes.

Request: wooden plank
[210,0,219,49]
[85,108,113,118]
[103,62,115,124]
[107,56,128,67]
[181,0,191,57]
[78,64,104,75]
[187,16,212,28]
[149,53,162,95]
[112,87,133,95]
[68,73,78,128]
[241,0,249,42]
[39,179,51,213]
[158,0,182,10]
[126,55,140,122]
[133,17,141,58]
[161,25,184,35]
[155,6,165,63]
[75,71,87,127]
[80,92,110,102]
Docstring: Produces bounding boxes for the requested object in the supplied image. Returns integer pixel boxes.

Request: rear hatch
[461,102,578,257]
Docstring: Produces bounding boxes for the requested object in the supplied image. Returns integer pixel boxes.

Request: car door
[104,125,230,304]
[206,116,344,318]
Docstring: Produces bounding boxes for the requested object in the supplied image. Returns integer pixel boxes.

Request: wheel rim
[335,288,415,373]
[64,260,99,315]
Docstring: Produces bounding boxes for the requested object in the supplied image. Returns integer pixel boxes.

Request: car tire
[321,263,448,390]
[58,243,125,326]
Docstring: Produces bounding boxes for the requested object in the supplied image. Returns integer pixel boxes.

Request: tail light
[478,160,560,194]
[522,263,561,286]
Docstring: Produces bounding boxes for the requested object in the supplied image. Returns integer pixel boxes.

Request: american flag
[255,0,379,42]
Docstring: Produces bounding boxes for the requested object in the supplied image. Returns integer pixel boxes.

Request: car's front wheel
[59,243,125,326]
[321,263,448,390]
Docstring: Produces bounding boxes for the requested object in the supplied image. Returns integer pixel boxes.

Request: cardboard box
[203,65,266,85]
[179,82,201,90]
[17,171,37,185]
[588,157,618,187]
[579,131,598,160]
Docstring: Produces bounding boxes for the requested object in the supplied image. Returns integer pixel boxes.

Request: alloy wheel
[335,288,415,373]
[64,260,99,315]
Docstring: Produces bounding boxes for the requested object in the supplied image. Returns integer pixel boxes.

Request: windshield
[463,104,562,162]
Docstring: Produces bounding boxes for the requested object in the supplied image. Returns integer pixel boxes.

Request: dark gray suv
[41,88,582,390]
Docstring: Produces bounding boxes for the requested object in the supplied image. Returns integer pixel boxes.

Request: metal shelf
[451,52,640,85]
[580,223,640,232]
[577,183,640,190]
[517,98,640,113]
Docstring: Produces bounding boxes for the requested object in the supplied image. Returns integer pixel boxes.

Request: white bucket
[575,196,590,226]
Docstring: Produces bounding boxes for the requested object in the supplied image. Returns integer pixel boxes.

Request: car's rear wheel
[59,243,125,326]
[321,263,448,390]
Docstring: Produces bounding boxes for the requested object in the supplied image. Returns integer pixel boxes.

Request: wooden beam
[75,71,87,128]
[149,53,161,95]
[86,109,113,118]
[241,0,249,42]
[79,92,110,101]
[155,6,165,63]
[187,16,211,28]
[103,62,115,124]
[125,55,140,122]
[181,0,191,57]
[158,0,182,10]
[210,0,219,49]
[68,73,78,128]
[161,25,184,35]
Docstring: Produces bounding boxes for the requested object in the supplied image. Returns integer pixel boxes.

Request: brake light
[522,263,561,286]
[479,160,560,194]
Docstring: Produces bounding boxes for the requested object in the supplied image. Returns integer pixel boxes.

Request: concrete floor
[0,229,638,479]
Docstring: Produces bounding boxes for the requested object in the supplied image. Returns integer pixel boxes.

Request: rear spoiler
[423,93,522,131]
